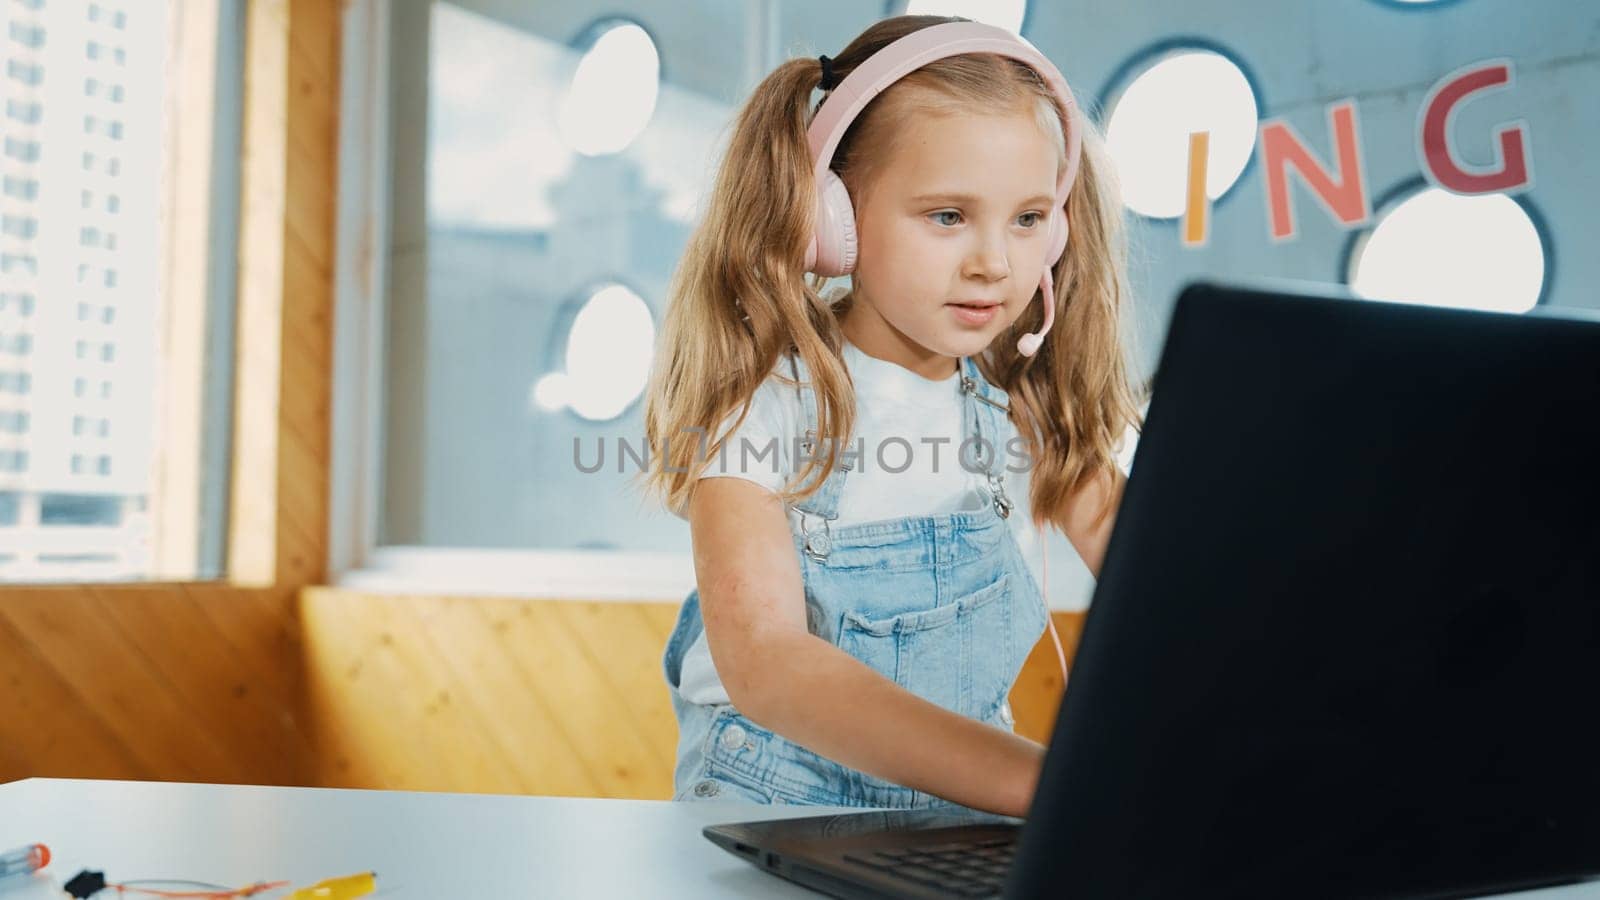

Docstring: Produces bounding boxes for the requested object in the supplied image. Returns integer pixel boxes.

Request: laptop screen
[1013,281,1600,898]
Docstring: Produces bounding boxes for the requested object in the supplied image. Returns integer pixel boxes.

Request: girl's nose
[963,230,1012,281]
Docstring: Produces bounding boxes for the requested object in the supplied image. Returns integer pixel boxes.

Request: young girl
[640,15,1142,817]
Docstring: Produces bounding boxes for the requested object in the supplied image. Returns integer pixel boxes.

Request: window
[0,451,28,473]
[107,157,120,175]
[0,371,31,394]
[109,84,124,102]
[5,98,42,124]
[40,494,122,526]
[4,137,41,164]
[1,216,38,239]
[104,269,118,288]
[0,333,31,355]
[8,22,46,48]
[354,2,725,587]
[109,120,124,140]
[101,343,115,363]
[2,176,39,201]
[1,254,37,276]
[107,194,121,213]
[6,59,44,86]
[87,41,102,60]
[0,293,35,315]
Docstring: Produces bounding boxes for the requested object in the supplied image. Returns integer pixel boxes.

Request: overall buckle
[800,511,833,560]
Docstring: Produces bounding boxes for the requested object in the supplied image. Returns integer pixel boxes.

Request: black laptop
[702,279,1600,899]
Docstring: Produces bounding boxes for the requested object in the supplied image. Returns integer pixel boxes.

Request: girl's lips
[948,303,999,326]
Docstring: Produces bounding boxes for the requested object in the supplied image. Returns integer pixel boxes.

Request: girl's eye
[930,210,963,227]
[1018,212,1043,228]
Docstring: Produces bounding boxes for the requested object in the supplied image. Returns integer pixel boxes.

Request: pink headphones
[802,22,1086,357]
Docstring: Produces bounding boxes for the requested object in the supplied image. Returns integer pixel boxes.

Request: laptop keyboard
[842,836,1016,897]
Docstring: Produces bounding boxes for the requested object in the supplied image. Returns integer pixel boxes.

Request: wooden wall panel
[1,578,1080,799]
[297,589,684,798]
[0,602,156,780]
[295,588,1081,800]
[0,586,308,786]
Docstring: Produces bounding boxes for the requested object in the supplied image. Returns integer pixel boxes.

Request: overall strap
[959,356,1016,519]
[786,352,850,559]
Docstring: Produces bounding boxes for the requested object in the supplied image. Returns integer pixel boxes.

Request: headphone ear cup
[807,169,858,276]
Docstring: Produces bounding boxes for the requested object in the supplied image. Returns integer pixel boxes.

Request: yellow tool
[285,871,377,900]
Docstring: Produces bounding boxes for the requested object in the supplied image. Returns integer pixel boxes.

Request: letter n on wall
[1259,100,1372,242]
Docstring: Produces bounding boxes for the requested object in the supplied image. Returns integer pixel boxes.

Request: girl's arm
[1058,466,1127,579]
[689,477,1046,817]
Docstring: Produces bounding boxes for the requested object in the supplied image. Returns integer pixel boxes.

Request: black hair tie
[818,54,837,91]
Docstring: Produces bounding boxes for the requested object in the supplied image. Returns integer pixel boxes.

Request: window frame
[326,0,698,600]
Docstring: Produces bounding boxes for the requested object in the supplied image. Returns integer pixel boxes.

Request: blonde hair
[640,15,1144,534]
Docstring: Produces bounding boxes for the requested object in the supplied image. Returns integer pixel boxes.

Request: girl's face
[844,107,1060,380]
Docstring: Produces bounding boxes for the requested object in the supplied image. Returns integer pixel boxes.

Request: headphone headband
[805,22,1084,206]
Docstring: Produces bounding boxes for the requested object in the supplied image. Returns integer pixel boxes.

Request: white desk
[1,778,1595,899]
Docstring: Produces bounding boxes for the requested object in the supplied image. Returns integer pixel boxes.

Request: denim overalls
[661,352,1048,809]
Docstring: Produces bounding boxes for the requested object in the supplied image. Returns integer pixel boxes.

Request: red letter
[1260,100,1371,242]
[1418,58,1532,195]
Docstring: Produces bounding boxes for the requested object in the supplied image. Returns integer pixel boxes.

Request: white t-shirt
[673,338,1030,706]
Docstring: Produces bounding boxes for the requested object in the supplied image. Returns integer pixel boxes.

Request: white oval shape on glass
[1105,49,1258,219]
[563,284,656,421]
[531,373,568,412]
[557,22,660,156]
[1349,188,1544,314]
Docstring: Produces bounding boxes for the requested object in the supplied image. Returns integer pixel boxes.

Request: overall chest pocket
[838,573,1014,722]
